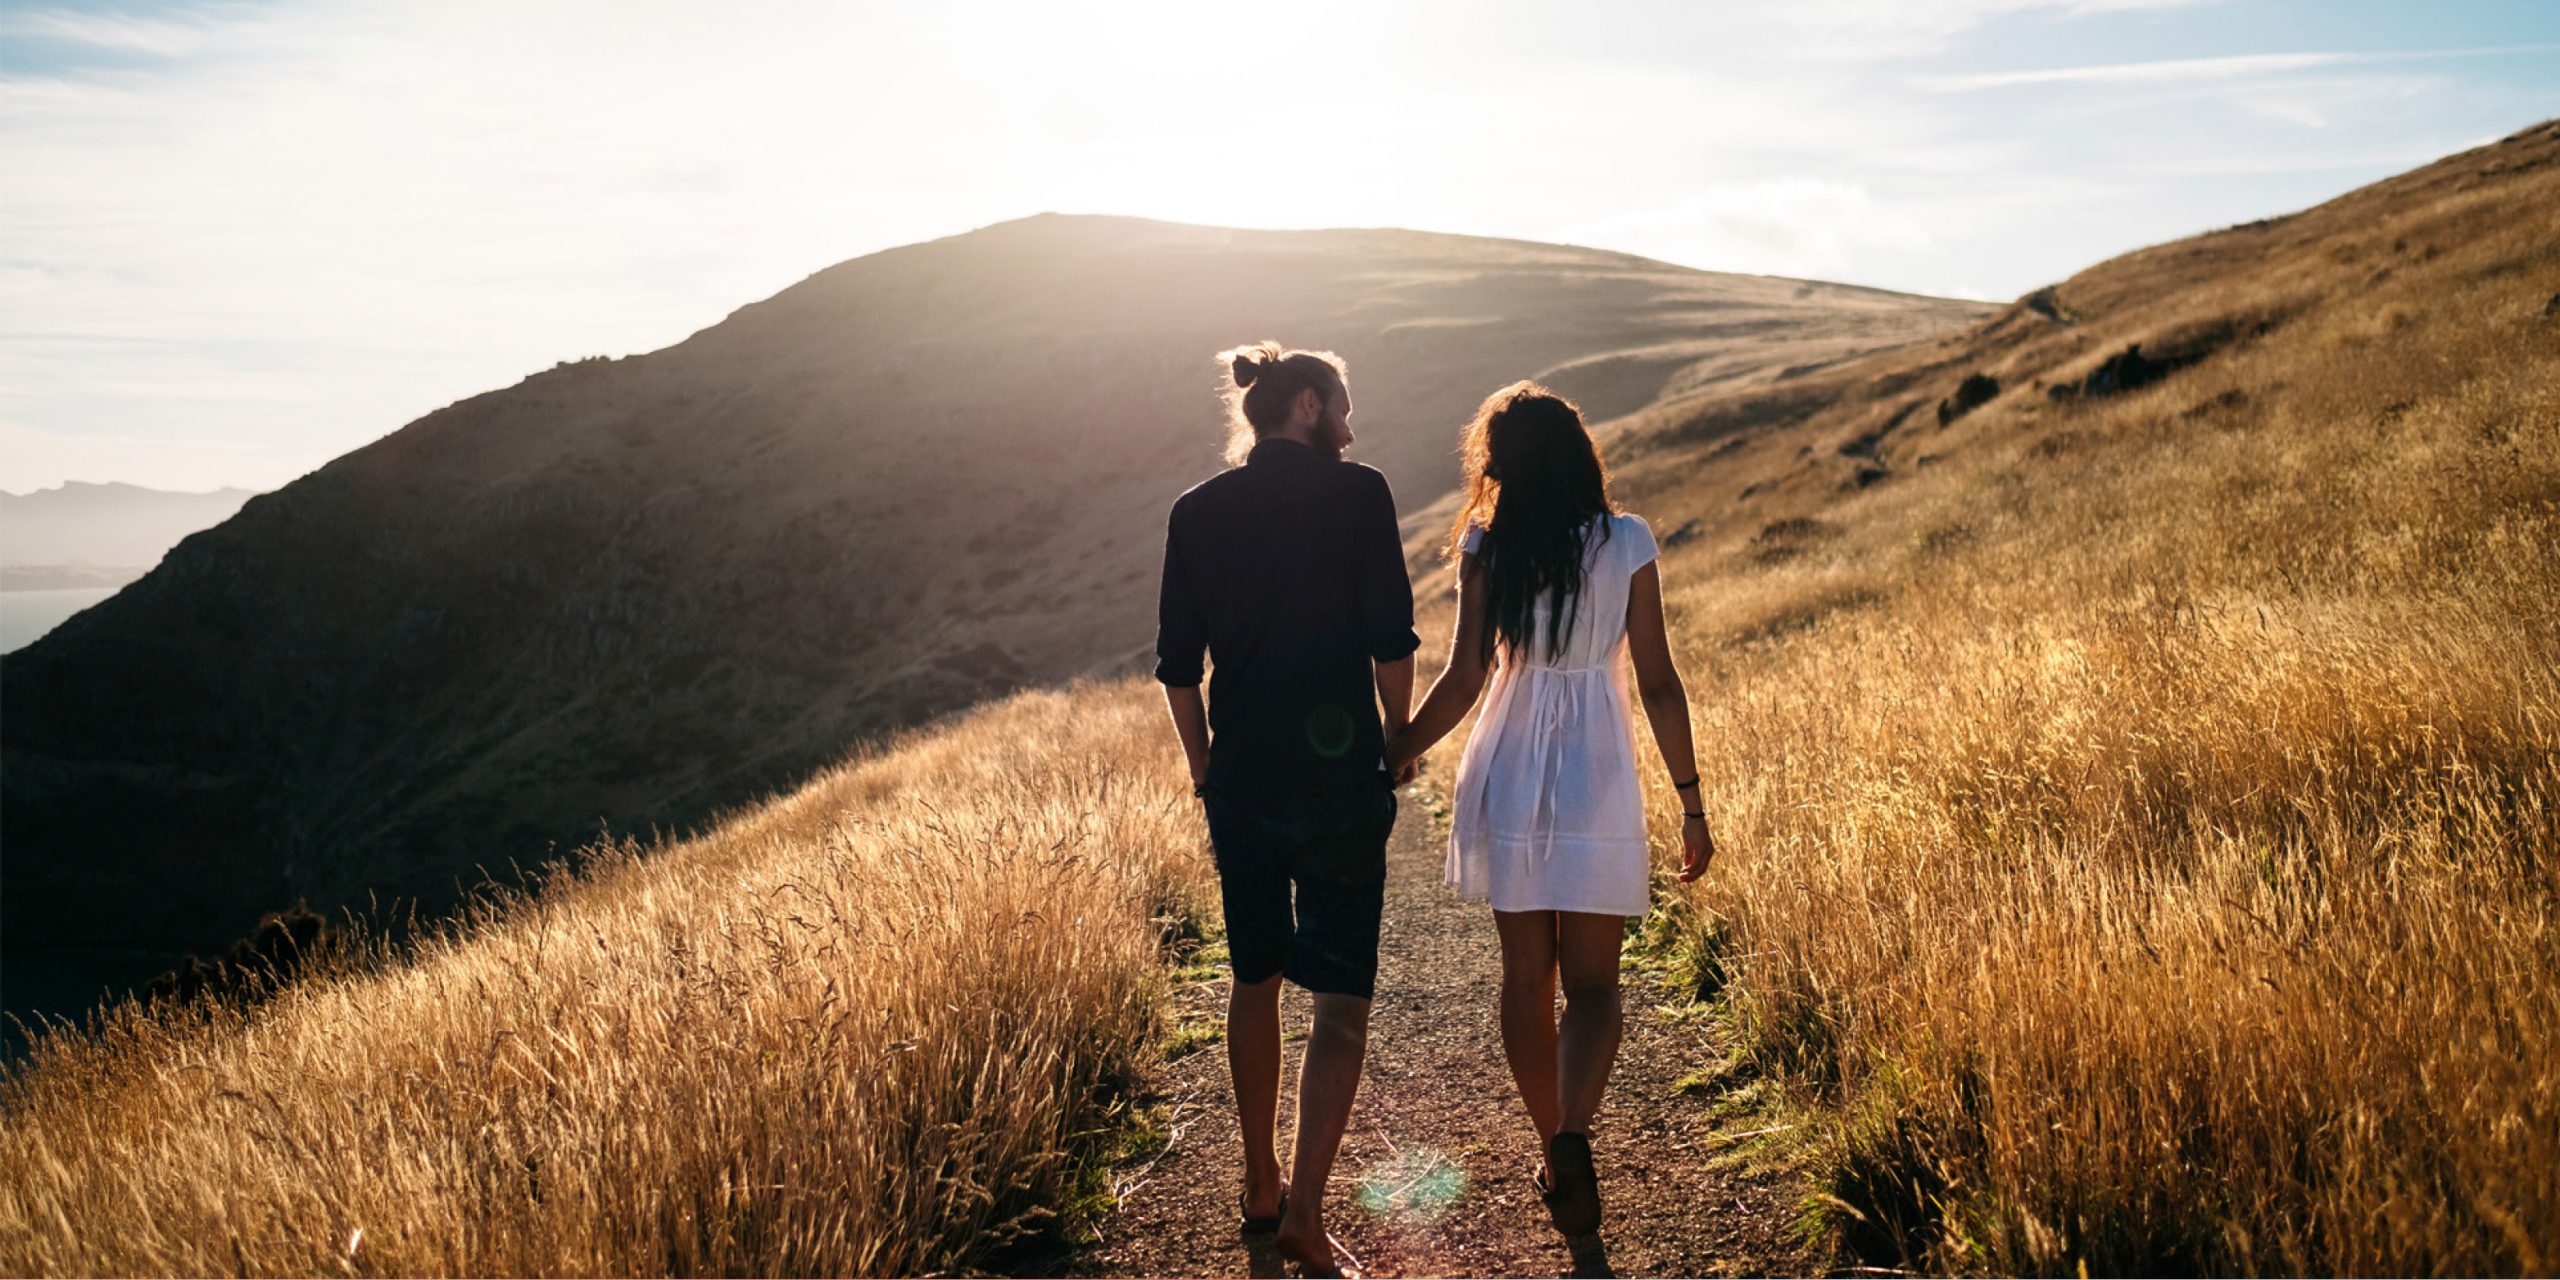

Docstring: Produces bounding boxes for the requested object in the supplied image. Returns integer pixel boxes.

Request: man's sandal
[1532,1161,1571,1233]
[1277,1229,1354,1280]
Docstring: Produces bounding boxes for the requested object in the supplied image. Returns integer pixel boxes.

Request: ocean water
[0,586,119,653]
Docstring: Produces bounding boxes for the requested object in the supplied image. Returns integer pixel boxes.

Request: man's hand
[1676,814,1717,881]
[1384,726,1424,787]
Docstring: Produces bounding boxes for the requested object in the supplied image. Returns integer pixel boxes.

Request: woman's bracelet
[1682,809,1706,819]
[1671,772,1700,792]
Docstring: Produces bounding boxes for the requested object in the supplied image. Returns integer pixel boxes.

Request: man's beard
[1317,418,1351,459]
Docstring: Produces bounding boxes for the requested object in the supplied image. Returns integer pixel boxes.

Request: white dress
[1445,511,1659,916]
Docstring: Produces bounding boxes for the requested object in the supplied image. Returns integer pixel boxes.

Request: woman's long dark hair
[1446,382,1616,666]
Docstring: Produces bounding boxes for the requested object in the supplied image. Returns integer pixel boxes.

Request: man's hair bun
[1224,339,1285,390]
[1211,339,1348,465]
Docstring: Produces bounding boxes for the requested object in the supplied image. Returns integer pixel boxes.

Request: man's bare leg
[1229,973,1287,1221]
[1275,991,1371,1271]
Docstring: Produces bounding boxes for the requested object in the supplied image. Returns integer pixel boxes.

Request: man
[1156,340,1418,1277]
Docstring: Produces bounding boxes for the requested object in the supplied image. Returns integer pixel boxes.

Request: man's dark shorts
[1202,778,1397,1000]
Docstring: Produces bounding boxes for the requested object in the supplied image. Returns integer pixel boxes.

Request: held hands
[1384,726,1424,787]
[1392,737,1433,783]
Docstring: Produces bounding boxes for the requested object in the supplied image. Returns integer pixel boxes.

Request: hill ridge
[0,217,1981,1015]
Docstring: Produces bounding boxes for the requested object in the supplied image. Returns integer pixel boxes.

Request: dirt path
[1067,790,1816,1279]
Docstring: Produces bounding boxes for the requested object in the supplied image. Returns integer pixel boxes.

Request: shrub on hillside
[1935,372,1999,425]
[144,901,332,1007]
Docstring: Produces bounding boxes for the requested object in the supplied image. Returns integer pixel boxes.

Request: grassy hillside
[3,687,1207,1275]
[1575,119,2559,1274]
[5,127,2553,1276]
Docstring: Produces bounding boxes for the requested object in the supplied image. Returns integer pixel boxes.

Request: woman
[1385,381,1714,1239]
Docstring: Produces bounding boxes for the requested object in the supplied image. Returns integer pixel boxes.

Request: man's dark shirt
[1156,437,1420,803]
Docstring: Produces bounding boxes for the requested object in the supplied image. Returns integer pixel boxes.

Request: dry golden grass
[1620,134,2560,1274]
[0,687,1209,1276]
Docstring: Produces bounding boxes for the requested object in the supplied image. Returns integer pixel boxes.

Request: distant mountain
[0,565,145,592]
[0,481,260,578]
[0,214,1983,960]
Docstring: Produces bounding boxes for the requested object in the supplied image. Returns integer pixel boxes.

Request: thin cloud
[1555,179,1935,280]
[0,6,248,59]
[1922,43,2560,90]
[2112,141,2474,178]
[2243,98,2331,128]
[1729,0,2226,61]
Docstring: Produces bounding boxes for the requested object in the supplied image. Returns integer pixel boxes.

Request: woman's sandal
[1545,1131,1603,1237]
[1240,1190,1287,1236]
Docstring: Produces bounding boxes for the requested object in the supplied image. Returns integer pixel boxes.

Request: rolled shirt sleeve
[1154,500,1207,686]
[1357,470,1421,664]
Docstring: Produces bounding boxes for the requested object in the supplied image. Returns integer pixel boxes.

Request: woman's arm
[1625,561,1716,880]
[1386,556,1492,774]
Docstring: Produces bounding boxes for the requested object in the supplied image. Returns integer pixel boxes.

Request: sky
[2,0,2554,494]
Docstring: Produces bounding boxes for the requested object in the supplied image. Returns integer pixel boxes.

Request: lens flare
[1355,1147,1465,1223]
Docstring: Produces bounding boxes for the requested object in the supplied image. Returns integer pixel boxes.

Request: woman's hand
[1676,813,1716,881]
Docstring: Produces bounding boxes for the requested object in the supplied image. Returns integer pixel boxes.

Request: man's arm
[1164,684,1211,789]
[1355,471,1421,729]
[1154,502,1212,790]
[1374,654,1415,736]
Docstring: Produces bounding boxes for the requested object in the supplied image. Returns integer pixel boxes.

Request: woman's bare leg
[1554,911,1626,1135]
[1493,909,1563,1162]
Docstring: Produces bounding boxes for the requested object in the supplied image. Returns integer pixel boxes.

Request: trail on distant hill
[1068,788,1811,1279]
